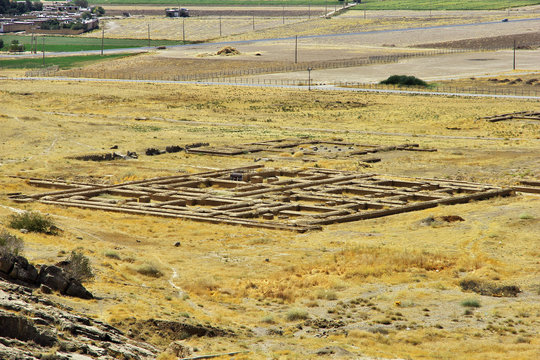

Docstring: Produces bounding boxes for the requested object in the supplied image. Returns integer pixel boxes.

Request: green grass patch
[285,308,309,321]
[352,0,540,10]
[0,35,182,52]
[0,53,134,69]
[461,299,481,308]
[135,263,163,278]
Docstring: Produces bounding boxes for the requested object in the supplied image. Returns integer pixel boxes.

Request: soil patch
[416,31,540,49]
[114,317,234,343]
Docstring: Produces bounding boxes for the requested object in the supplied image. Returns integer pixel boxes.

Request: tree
[70,21,84,30]
[72,0,88,7]
[0,39,4,50]
[92,6,105,16]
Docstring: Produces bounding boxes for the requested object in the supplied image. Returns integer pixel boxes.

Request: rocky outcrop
[0,255,92,299]
[0,279,158,360]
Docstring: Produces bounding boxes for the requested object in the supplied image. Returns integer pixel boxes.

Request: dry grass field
[0,78,539,359]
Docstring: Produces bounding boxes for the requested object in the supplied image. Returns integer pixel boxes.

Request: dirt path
[244,49,540,83]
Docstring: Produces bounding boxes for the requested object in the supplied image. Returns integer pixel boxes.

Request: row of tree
[0,0,43,15]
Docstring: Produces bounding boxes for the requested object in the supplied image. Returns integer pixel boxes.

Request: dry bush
[181,276,220,295]
[285,308,309,321]
[135,263,163,278]
[64,251,94,282]
[240,247,459,302]
[0,230,24,256]
[459,278,520,297]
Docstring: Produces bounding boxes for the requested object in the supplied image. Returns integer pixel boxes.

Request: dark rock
[0,279,159,359]
[110,145,118,149]
[0,310,57,347]
[38,266,69,293]
[166,145,183,153]
[0,253,16,274]
[174,242,181,247]
[10,257,38,284]
[316,346,354,357]
[64,279,93,299]
[145,148,162,156]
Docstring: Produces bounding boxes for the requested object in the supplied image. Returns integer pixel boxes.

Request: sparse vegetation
[519,213,534,220]
[461,299,481,308]
[8,212,58,235]
[460,279,521,297]
[285,308,309,321]
[104,250,121,260]
[0,230,24,255]
[135,263,163,278]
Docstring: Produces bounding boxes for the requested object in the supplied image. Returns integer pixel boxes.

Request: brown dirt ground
[416,31,540,49]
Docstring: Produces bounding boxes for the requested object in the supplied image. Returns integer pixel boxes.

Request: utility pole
[101,27,104,56]
[182,18,185,43]
[147,24,150,47]
[219,15,222,37]
[282,4,285,24]
[42,37,45,66]
[295,35,298,64]
[325,0,328,15]
[252,15,255,30]
[308,1,310,19]
[513,39,516,70]
[307,67,313,91]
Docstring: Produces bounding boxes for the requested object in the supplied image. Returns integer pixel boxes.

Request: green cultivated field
[0,35,182,52]
[0,54,134,69]
[88,0,540,9]
[349,0,540,10]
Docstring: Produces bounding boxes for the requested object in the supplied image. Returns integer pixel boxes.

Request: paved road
[6,76,539,100]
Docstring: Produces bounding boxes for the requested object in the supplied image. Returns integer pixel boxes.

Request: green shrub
[0,230,24,255]
[285,308,309,321]
[261,315,275,324]
[65,251,94,282]
[316,289,338,300]
[104,250,120,260]
[380,75,428,87]
[135,263,163,278]
[8,212,57,234]
[8,40,24,52]
[461,299,481,308]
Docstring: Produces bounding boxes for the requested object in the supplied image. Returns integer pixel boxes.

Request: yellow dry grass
[0,78,538,359]
[85,15,308,41]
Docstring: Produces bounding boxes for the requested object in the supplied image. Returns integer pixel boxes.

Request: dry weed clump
[134,263,163,278]
[181,276,220,295]
[338,246,454,279]
[0,230,24,255]
[240,247,460,302]
[459,278,521,297]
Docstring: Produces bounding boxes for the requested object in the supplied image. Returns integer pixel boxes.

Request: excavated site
[0,4,539,360]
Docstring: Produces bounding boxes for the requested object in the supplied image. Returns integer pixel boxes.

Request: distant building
[43,2,80,13]
[165,8,189,17]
